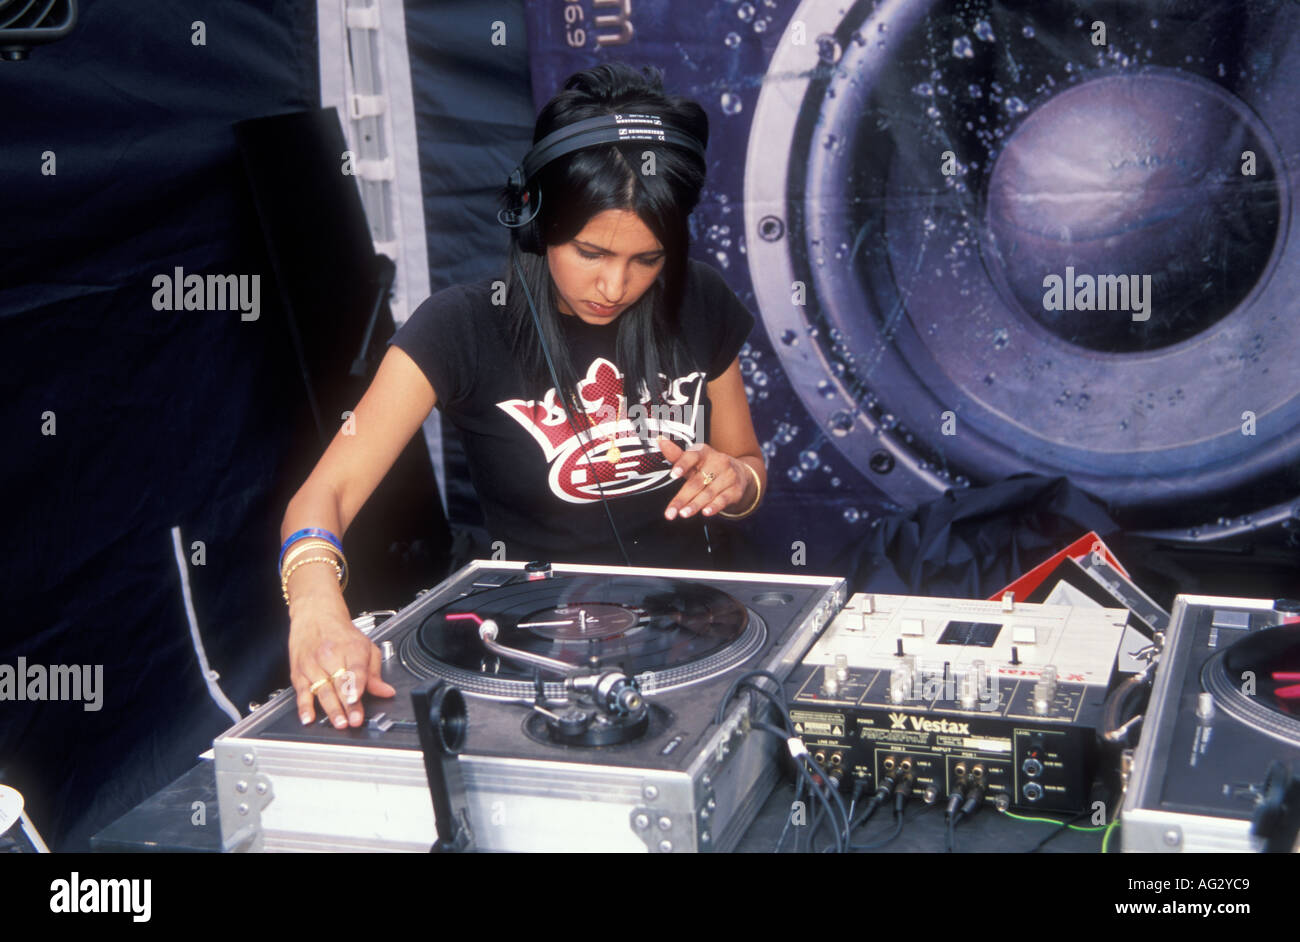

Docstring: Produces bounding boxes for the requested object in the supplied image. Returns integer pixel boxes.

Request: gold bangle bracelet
[281,555,343,603]
[719,460,764,519]
[280,540,349,590]
[280,539,340,573]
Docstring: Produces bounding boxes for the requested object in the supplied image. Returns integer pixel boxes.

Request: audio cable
[944,772,967,853]
[715,670,852,853]
[947,779,986,853]
[845,773,873,825]
[851,768,900,831]
[849,770,917,851]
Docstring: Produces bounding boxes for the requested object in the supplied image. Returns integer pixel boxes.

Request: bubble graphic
[817,34,843,64]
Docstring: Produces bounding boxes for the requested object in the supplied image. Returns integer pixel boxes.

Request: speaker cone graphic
[745,0,1300,533]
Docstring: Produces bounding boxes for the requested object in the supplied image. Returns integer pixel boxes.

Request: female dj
[278,63,767,729]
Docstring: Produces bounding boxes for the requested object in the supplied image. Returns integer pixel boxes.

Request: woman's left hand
[657,437,753,520]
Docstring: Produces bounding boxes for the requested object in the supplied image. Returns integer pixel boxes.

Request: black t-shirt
[389,258,755,569]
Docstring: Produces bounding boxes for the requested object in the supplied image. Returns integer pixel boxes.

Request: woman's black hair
[497,62,709,441]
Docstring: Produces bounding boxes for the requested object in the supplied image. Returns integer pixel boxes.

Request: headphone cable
[511,252,632,567]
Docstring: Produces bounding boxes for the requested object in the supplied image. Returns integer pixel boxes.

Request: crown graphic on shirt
[497,357,705,462]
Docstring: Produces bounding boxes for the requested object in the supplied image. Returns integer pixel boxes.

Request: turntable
[213,560,845,852]
[1122,594,1300,852]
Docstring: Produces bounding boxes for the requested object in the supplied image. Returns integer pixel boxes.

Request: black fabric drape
[833,474,1121,599]
[1,0,319,850]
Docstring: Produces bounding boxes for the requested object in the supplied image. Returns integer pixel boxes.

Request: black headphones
[497,112,707,256]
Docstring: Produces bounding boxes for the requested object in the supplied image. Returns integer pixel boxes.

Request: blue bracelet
[279,527,344,572]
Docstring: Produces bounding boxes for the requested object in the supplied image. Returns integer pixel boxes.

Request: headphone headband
[508,112,706,193]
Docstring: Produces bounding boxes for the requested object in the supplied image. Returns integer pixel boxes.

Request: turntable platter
[1202,623,1300,745]
[399,575,767,700]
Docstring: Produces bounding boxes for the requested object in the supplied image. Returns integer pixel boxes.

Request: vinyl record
[399,575,766,700]
[1202,623,1300,745]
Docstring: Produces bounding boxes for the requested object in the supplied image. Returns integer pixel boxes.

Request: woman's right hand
[288,592,396,729]
[279,346,436,725]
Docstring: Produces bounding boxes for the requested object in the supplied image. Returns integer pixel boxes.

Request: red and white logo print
[497,357,706,503]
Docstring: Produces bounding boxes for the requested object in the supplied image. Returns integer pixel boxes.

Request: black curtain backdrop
[1,0,320,851]
[404,0,535,546]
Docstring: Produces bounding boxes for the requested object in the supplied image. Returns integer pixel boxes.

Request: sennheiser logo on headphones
[617,129,666,139]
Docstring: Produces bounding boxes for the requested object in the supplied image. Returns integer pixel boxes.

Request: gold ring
[331,667,349,680]
[701,470,716,486]
[308,678,329,694]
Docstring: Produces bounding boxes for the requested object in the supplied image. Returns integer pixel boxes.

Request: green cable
[1001,810,1107,832]
[1101,818,1120,853]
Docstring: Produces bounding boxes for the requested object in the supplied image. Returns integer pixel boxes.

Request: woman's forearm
[280,482,349,612]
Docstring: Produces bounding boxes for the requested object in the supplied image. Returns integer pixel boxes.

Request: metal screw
[235,780,248,794]
[241,753,254,766]
[658,816,672,831]
[658,839,673,852]
[758,215,785,242]
[237,803,249,816]
[255,781,268,796]
[1163,828,1182,847]
[633,813,650,830]
[643,784,658,800]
